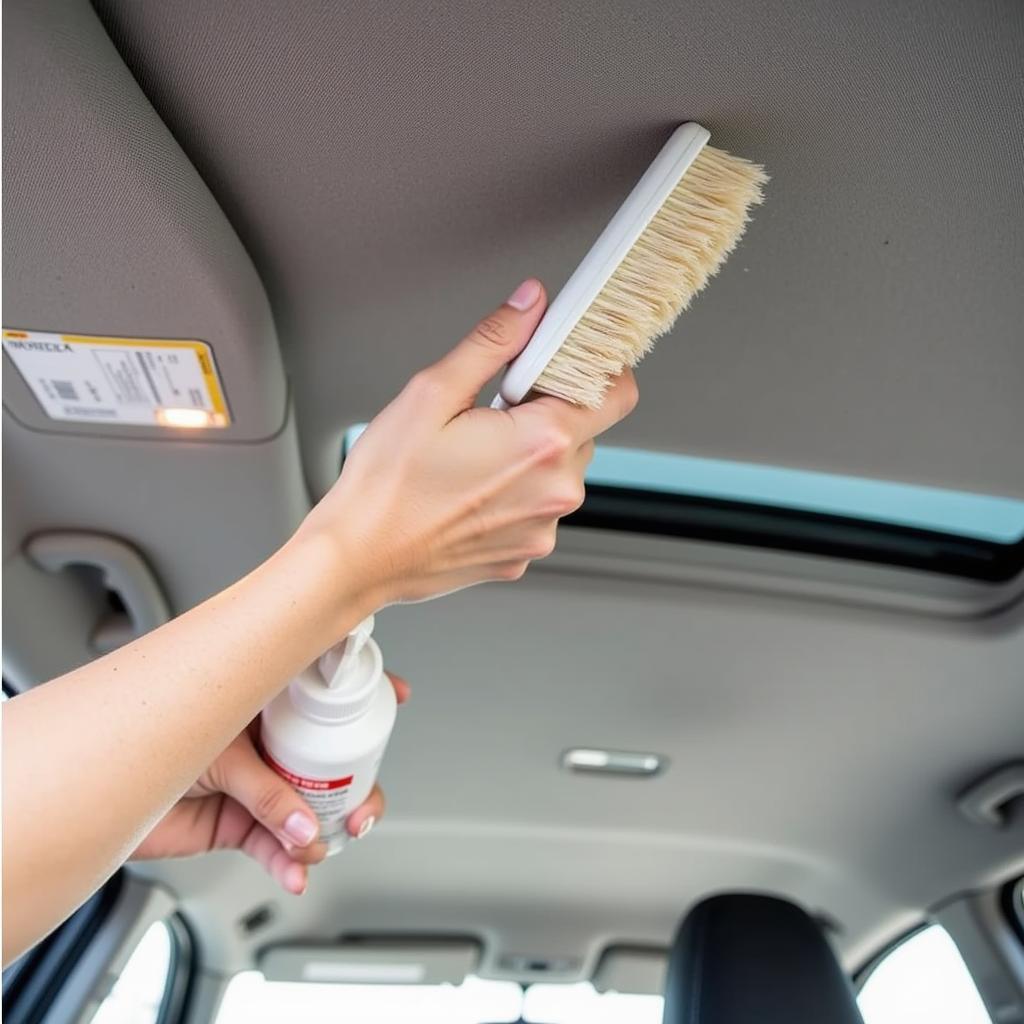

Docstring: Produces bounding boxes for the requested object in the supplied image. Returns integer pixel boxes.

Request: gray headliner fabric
[134,560,1024,976]
[94,0,1024,498]
[4,0,1024,986]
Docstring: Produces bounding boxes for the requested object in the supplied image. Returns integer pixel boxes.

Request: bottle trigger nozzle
[319,615,375,689]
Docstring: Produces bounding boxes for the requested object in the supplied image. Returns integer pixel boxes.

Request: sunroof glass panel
[343,425,1024,546]
[587,446,1024,545]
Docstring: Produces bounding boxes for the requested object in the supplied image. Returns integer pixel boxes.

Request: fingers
[347,784,385,839]
[575,438,596,474]
[240,824,310,895]
[208,732,324,857]
[415,279,547,419]
[387,671,411,705]
[512,367,639,445]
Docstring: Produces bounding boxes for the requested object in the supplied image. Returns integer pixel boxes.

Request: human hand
[131,673,411,894]
[298,279,638,607]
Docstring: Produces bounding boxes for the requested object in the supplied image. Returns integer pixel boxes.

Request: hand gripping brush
[493,123,767,410]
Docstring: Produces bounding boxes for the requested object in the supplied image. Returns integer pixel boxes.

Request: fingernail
[283,811,318,847]
[506,279,541,311]
[356,815,376,839]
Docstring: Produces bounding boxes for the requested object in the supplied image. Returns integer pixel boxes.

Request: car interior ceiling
[3,0,1023,1022]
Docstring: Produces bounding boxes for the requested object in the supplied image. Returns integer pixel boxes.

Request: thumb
[427,279,546,415]
[211,733,321,850]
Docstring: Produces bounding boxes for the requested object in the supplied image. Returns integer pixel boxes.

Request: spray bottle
[260,616,396,855]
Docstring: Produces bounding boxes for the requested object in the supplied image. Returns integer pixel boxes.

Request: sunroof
[343,425,1023,545]
[587,446,1024,545]
[342,425,1024,579]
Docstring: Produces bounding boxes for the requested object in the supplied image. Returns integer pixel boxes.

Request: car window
[214,923,999,1024]
[214,971,663,1024]
[90,921,172,1024]
[858,924,991,1024]
[522,981,663,1023]
[214,972,524,1024]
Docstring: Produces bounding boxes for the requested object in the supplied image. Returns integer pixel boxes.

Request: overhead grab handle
[956,762,1024,828]
[27,531,170,654]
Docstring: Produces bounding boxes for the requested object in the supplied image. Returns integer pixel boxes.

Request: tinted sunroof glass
[588,447,1024,544]
[344,425,1024,545]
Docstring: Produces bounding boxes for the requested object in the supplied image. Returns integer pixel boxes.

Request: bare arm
[2,531,369,959]
[2,280,638,963]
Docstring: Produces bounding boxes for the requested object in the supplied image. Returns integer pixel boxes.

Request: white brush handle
[491,121,710,410]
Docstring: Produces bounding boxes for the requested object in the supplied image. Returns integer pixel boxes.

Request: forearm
[2,530,372,962]
[1,280,637,965]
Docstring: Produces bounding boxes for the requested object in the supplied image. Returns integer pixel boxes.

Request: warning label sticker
[262,750,356,842]
[2,329,230,428]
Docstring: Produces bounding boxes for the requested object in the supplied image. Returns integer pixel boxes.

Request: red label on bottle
[263,751,353,791]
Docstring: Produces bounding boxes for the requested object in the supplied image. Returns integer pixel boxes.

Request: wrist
[274,526,383,648]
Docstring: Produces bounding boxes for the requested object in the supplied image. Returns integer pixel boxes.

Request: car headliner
[3,0,1023,983]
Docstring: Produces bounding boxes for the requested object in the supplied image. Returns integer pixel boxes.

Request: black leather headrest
[663,893,864,1024]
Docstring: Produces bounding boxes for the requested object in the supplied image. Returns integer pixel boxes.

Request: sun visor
[3,0,286,442]
[592,945,667,995]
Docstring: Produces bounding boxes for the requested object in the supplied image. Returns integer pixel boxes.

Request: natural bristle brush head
[534,146,767,407]
[494,124,767,410]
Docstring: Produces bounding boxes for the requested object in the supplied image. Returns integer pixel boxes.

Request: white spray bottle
[260,616,396,854]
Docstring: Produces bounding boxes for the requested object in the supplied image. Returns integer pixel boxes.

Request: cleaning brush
[493,123,767,409]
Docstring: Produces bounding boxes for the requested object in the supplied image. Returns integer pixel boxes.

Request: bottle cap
[289,616,383,723]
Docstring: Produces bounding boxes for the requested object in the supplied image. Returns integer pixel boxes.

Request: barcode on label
[52,380,79,401]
